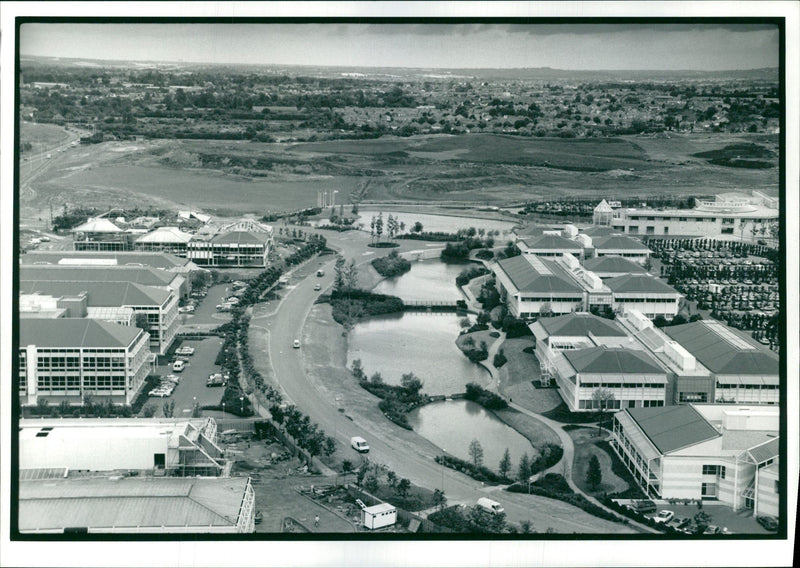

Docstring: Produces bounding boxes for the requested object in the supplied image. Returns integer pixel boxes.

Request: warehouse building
[18,318,151,406]
[19,476,255,534]
[21,250,198,274]
[600,192,779,240]
[664,320,779,405]
[610,404,779,516]
[20,264,189,300]
[19,418,226,476]
[20,280,178,355]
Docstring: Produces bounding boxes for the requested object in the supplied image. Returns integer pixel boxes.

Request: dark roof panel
[538,312,627,337]
[519,234,582,251]
[19,318,143,349]
[664,321,779,375]
[495,256,583,294]
[605,274,679,294]
[593,235,652,251]
[626,405,721,454]
[582,255,648,274]
[562,345,664,375]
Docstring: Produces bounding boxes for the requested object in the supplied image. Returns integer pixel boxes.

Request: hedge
[435,454,513,485]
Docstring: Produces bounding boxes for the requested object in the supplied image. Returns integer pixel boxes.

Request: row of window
[520,297,583,303]
[580,382,666,389]
[38,356,125,369]
[37,375,127,390]
[614,297,677,303]
[717,384,779,390]
[679,392,709,402]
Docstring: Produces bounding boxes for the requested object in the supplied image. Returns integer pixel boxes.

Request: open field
[18,122,779,224]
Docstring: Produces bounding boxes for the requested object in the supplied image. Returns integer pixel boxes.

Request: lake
[347,312,489,396]
[372,259,471,302]
[407,399,535,468]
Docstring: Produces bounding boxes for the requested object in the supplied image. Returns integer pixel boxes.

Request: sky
[20,23,779,70]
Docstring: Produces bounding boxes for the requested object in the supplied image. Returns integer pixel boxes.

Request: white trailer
[361,502,397,530]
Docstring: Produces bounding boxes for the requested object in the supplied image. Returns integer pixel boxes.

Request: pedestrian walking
[314,514,320,528]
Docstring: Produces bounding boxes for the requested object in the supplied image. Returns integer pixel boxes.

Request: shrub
[435,454,512,484]
[493,349,507,368]
[455,266,488,287]
[464,382,508,410]
[371,250,412,278]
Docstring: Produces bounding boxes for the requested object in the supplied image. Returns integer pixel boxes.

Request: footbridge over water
[402,299,468,313]
[399,248,445,261]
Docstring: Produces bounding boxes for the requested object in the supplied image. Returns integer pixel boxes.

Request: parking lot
[144,337,226,418]
[179,283,235,326]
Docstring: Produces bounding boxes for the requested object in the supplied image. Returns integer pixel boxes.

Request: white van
[172,360,186,372]
[477,497,504,515]
[350,436,370,453]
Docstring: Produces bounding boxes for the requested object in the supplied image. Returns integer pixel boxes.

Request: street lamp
[222,402,226,415]
[240,396,244,414]
[441,448,446,493]
[193,396,196,417]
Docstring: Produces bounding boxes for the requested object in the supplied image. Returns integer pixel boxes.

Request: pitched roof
[135,226,193,244]
[626,405,721,454]
[519,234,582,251]
[21,280,170,307]
[562,345,664,375]
[495,256,583,294]
[71,218,124,233]
[581,226,620,237]
[605,274,679,294]
[538,312,627,337]
[21,251,190,270]
[593,235,652,251]
[211,231,270,245]
[582,255,648,275]
[594,199,614,213]
[19,477,248,532]
[664,321,779,375]
[746,437,780,465]
[19,318,144,349]
[20,265,176,287]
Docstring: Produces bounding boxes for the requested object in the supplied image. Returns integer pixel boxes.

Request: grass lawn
[567,426,631,497]
[499,338,563,413]
[493,407,561,455]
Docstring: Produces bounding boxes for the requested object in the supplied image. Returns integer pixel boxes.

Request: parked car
[254,511,263,525]
[149,389,170,398]
[652,510,675,524]
[207,373,225,387]
[757,515,779,532]
[172,360,186,372]
[178,306,195,313]
[293,339,301,349]
[628,500,657,514]
[175,346,195,356]
[316,269,324,277]
[314,283,321,291]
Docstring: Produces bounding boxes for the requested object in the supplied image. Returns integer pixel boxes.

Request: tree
[162,400,175,418]
[375,212,384,243]
[134,312,151,331]
[433,488,447,509]
[323,436,337,457]
[370,216,376,243]
[396,478,411,499]
[370,372,384,385]
[351,359,366,380]
[191,402,202,418]
[592,388,616,434]
[517,453,531,484]
[520,520,534,534]
[365,475,380,494]
[334,255,346,290]
[412,221,423,233]
[499,448,512,479]
[459,317,472,331]
[386,470,397,488]
[341,459,354,482]
[344,259,359,290]
[468,439,484,467]
[586,455,602,490]
[400,372,423,395]
[36,397,50,416]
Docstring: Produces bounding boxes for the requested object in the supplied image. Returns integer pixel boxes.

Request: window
[647,216,655,221]
[663,227,669,234]
[646,226,655,234]
[628,226,638,234]
[701,482,717,498]
[774,481,779,494]
[679,217,688,222]
[702,465,725,476]
[721,228,734,234]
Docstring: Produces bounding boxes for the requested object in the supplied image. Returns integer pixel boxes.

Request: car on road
[477,498,504,515]
[314,283,321,291]
[350,436,370,453]
[316,269,324,277]
[293,339,301,349]
[652,510,674,524]
[178,305,195,314]
[757,515,779,532]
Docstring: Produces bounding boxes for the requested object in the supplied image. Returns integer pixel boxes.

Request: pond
[347,312,489,396]
[407,399,535,468]
[372,259,471,302]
